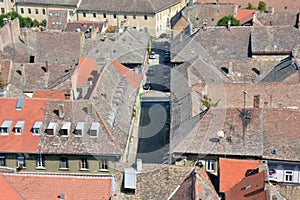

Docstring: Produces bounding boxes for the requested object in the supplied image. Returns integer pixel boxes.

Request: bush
[40,19,46,27]
[0,11,35,28]
[245,3,256,10]
[258,1,267,11]
[217,15,240,27]
[32,19,39,27]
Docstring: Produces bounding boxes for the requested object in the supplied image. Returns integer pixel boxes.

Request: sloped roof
[47,10,69,31]
[65,21,104,32]
[251,26,300,55]
[0,59,10,87]
[16,0,79,6]
[225,171,268,200]
[236,9,255,25]
[0,173,112,200]
[90,60,140,153]
[219,158,260,192]
[75,57,99,88]
[256,12,299,26]
[27,31,82,65]
[41,99,121,155]
[196,0,300,13]
[79,0,182,13]
[0,98,46,153]
[112,60,142,90]
[33,90,67,100]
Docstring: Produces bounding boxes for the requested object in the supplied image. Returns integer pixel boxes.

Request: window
[28,8,31,14]
[11,0,14,2]
[20,8,24,14]
[83,12,86,17]
[93,13,96,18]
[124,15,127,19]
[17,156,25,168]
[284,170,293,182]
[0,127,8,134]
[14,127,22,134]
[0,156,6,166]
[103,13,106,18]
[99,160,108,171]
[113,14,116,19]
[1,8,4,14]
[42,9,45,15]
[80,158,88,169]
[55,12,60,17]
[133,15,136,20]
[206,160,215,172]
[144,15,147,20]
[36,155,45,168]
[59,157,69,169]
[35,9,38,14]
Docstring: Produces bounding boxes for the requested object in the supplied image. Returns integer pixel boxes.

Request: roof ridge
[1,173,24,199]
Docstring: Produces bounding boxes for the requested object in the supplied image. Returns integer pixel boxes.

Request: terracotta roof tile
[0,174,22,200]
[219,158,259,192]
[236,9,255,25]
[0,98,46,153]
[225,170,268,200]
[1,173,112,200]
[33,90,67,100]
[75,58,99,89]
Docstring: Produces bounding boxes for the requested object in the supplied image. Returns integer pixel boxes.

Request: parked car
[149,51,156,59]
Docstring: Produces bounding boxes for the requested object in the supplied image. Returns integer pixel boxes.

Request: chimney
[87,103,92,114]
[58,104,65,119]
[268,7,274,15]
[234,5,238,17]
[64,89,71,99]
[297,13,300,29]
[3,18,8,25]
[45,61,48,72]
[82,85,89,98]
[228,61,233,75]
[136,159,142,172]
[227,19,231,31]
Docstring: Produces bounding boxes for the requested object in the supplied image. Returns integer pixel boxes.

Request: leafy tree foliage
[40,19,47,27]
[258,1,267,11]
[217,15,240,27]
[0,11,34,27]
[246,3,256,10]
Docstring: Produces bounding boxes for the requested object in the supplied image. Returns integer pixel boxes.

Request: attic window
[14,121,25,134]
[47,122,57,136]
[59,122,71,136]
[0,120,12,135]
[206,160,215,172]
[89,122,100,137]
[55,12,60,17]
[16,70,22,76]
[75,122,85,137]
[33,121,43,134]
[124,168,136,194]
[29,55,35,63]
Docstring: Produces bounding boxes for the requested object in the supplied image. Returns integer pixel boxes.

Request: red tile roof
[0,173,112,200]
[0,98,46,153]
[219,158,259,192]
[111,60,142,90]
[236,9,255,25]
[0,174,22,200]
[74,57,99,88]
[33,90,67,100]
[225,171,268,200]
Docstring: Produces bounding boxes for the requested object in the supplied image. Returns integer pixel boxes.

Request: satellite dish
[217,130,225,139]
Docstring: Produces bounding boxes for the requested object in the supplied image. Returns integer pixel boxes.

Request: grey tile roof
[16,0,79,6]
[41,100,121,155]
[171,26,251,63]
[0,41,33,63]
[251,26,300,55]
[78,0,181,13]
[259,56,299,82]
[65,21,104,32]
[256,12,299,26]
[9,63,72,92]
[83,28,150,65]
[27,31,82,65]
[90,60,140,153]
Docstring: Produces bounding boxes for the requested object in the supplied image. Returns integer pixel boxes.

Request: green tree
[217,15,240,27]
[0,11,34,28]
[40,19,47,27]
[245,3,256,10]
[32,19,39,27]
[258,1,267,11]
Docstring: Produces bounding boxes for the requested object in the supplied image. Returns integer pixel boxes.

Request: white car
[149,51,156,59]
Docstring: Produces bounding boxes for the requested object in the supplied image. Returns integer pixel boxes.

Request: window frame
[206,160,215,172]
[0,156,6,166]
[35,8,38,14]
[133,15,136,20]
[83,12,86,18]
[28,8,31,14]
[93,13,96,18]
[42,9,45,15]
[80,158,89,170]
[144,15,147,20]
[1,8,5,14]
[59,157,69,169]
[17,156,25,168]
[284,170,293,182]
[103,13,106,18]
[36,155,45,169]
[99,160,108,171]
[20,7,24,14]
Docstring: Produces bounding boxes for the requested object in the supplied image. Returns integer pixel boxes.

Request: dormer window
[60,122,71,136]
[47,122,57,136]
[14,121,25,134]
[75,122,85,137]
[33,121,43,134]
[89,122,100,137]
[0,120,12,135]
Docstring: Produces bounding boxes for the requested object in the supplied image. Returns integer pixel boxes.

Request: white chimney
[58,104,65,119]
[136,159,142,172]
